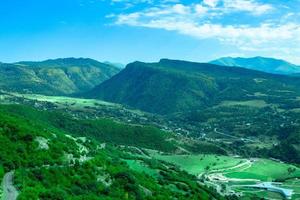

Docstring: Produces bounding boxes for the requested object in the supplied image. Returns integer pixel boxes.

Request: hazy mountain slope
[86,59,300,115]
[0,58,120,95]
[210,56,300,74]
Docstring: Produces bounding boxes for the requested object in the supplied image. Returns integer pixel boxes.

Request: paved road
[2,171,18,200]
[214,128,255,142]
[244,182,293,199]
[214,128,240,139]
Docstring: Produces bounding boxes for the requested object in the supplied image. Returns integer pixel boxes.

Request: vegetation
[0,104,176,152]
[82,59,300,164]
[86,59,300,115]
[0,58,120,95]
[0,106,80,171]
[1,58,300,199]
[149,153,242,175]
[15,150,223,200]
[0,104,221,199]
[225,159,300,181]
[210,56,300,75]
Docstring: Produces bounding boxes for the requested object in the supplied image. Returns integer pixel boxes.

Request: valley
[123,148,300,199]
[1,90,300,199]
[2,0,300,199]
[0,58,300,200]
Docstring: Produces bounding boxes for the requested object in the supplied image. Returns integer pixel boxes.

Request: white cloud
[110,0,274,16]
[222,0,273,15]
[203,0,219,7]
[172,4,190,14]
[113,2,300,52]
[109,0,300,63]
[117,15,300,45]
[195,4,208,15]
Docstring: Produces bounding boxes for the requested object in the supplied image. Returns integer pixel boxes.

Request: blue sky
[0,0,300,64]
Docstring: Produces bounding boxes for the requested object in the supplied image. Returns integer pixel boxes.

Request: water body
[244,182,293,199]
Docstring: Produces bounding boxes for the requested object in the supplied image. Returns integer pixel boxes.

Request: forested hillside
[86,59,300,115]
[0,58,120,95]
[0,104,220,200]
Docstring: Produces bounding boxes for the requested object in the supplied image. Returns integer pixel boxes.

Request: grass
[219,100,268,108]
[134,150,300,200]
[149,152,242,175]
[225,159,300,181]
[282,179,300,200]
[13,93,117,107]
[4,92,148,117]
[149,153,294,179]
[123,159,158,177]
[291,108,300,113]
[239,189,285,200]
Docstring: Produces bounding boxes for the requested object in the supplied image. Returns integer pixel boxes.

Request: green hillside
[210,56,300,75]
[86,59,300,115]
[0,104,176,152]
[0,58,120,95]
[0,104,221,200]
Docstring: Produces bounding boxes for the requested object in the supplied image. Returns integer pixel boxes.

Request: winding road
[2,171,18,200]
[214,128,255,142]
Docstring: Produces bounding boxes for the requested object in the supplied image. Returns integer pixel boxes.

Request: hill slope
[0,58,120,95]
[0,104,219,200]
[210,56,300,75]
[86,59,300,115]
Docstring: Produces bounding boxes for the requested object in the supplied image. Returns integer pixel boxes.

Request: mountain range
[85,58,300,115]
[1,56,300,199]
[210,56,300,75]
[0,58,120,95]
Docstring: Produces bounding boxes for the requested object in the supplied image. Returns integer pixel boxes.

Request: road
[214,128,255,142]
[243,182,293,199]
[2,171,18,200]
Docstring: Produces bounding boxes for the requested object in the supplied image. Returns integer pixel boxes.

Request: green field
[225,159,300,181]
[146,152,300,199]
[148,152,300,180]
[1,92,149,118]
[236,188,285,200]
[12,93,117,107]
[124,159,159,177]
[1,92,299,199]
[282,179,300,199]
[218,100,268,108]
[148,152,243,175]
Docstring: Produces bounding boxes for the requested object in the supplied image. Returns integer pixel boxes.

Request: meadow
[144,151,300,199]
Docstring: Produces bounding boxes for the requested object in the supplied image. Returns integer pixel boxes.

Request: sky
[0,0,300,64]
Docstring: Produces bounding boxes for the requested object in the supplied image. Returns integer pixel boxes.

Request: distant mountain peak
[210,56,300,75]
[16,57,106,67]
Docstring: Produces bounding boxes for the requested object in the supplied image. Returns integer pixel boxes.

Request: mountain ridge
[0,57,121,95]
[210,56,300,75]
[85,59,300,115]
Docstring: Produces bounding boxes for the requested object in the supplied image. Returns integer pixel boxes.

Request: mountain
[85,59,300,115]
[210,56,300,75]
[0,58,120,95]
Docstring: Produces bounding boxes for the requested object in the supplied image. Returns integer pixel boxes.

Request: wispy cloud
[221,0,274,15]
[108,0,300,63]
[203,0,219,7]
